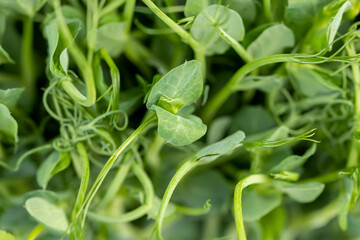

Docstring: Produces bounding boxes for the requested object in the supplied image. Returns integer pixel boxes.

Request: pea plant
[0,0,360,239]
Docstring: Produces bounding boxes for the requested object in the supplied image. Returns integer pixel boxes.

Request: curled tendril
[53,137,74,152]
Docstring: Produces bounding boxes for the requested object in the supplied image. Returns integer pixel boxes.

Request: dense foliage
[1,0,360,239]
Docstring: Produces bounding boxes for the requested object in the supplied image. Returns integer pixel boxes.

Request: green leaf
[270,144,317,173]
[274,181,325,203]
[146,60,203,110]
[238,75,283,93]
[96,21,128,57]
[25,197,69,232]
[173,170,230,213]
[184,0,217,17]
[242,186,282,221]
[154,106,207,146]
[43,10,83,78]
[0,88,24,109]
[206,116,232,144]
[0,104,18,143]
[0,230,16,240]
[338,177,355,230]
[230,105,276,136]
[0,45,14,65]
[190,5,245,56]
[285,0,332,38]
[194,130,245,164]
[224,0,257,23]
[247,24,295,59]
[36,151,71,189]
[327,1,351,49]
[290,65,342,97]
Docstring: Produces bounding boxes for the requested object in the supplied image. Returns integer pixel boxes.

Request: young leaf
[0,230,16,240]
[224,0,256,23]
[0,104,18,143]
[290,65,342,97]
[146,60,203,111]
[184,0,217,17]
[0,88,24,109]
[327,1,351,49]
[0,45,14,65]
[154,106,207,146]
[36,151,71,189]
[242,186,282,221]
[274,181,325,203]
[96,22,128,57]
[190,5,245,56]
[270,144,317,173]
[194,130,245,164]
[247,24,295,59]
[25,197,69,232]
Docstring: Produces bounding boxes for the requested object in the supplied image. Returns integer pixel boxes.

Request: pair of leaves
[146,60,206,146]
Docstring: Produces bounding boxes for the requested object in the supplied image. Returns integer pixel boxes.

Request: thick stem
[346,41,360,167]
[70,142,90,240]
[234,174,271,240]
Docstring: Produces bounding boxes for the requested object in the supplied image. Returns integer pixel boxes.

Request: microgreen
[1,0,360,240]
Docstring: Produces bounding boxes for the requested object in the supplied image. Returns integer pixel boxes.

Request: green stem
[234,174,271,240]
[0,144,52,171]
[26,224,45,240]
[263,0,272,22]
[346,41,360,167]
[78,116,157,225]
[70,142,90,240]
[53,0,96,107]
[217,27,253,63]
[202,54,298,123]
[21,16,35,107]
[97,157,132,209]
[100,0,126,18]
[124,0,136,34]
[141,0,206,76]
[86,0,99,63]
[87,162,154,223]
[154,159,198,240]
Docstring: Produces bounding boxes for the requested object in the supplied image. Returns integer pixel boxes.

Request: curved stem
[87,162,154,223]
[234,174,271,240]
[53,0,96,107]
[25,224,45,240]
[202,54,298,123]
[153,159,198,240]
[78,116,157,225]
